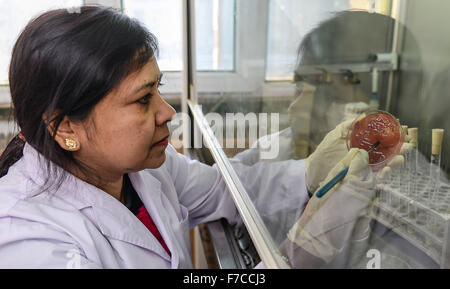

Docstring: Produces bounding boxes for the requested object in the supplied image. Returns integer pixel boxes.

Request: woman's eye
[137,94,152,104]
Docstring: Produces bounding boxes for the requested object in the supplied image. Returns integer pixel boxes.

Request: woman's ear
[44,113,81,152]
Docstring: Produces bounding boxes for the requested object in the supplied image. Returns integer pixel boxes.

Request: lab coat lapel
[90,189,172,262]
[128,171,181,268]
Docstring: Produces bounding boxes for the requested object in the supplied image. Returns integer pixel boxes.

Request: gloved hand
[305,118,414,194]
[305,119,353,194]
[286,148,376,263]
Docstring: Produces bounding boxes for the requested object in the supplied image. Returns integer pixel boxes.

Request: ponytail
[0,134,26,178]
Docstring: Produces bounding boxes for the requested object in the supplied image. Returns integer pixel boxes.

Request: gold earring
[65,138,78,150]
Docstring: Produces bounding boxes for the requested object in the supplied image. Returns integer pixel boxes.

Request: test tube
[369,68,380,110]
[406,128,419,234]
[399,125,409,214]
[408,128,419,195]
[407,128,418,215]
[393,119,402,185]
[429,129,444,201]
[388,119,402,209]
[426,129,444,239]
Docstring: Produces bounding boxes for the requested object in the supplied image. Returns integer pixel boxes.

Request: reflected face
[290,74,367,118]
[74,58,176,178]
[319,74,366,103]
[289,75,369,146]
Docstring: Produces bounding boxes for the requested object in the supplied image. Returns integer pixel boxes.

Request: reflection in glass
[266,0,392,81]
[195,0,450,269]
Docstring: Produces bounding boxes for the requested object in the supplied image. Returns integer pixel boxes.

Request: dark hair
[295,11,396,70]
[0,6,158,191]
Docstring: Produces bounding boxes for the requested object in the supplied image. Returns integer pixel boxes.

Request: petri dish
[347,110,404,171]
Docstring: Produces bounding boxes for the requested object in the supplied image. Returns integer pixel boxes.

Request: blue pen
[315,141,380,198]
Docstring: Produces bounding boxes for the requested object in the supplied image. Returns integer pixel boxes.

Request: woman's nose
[155,95,176,126]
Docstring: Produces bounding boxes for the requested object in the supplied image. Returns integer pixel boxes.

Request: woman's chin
[146,150,167,169]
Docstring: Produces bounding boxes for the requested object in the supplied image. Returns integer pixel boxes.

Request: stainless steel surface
[207,220,246,269]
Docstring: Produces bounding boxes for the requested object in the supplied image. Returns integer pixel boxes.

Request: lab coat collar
[21,143,172,262]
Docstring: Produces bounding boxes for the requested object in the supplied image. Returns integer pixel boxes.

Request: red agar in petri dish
[348,110,404,170]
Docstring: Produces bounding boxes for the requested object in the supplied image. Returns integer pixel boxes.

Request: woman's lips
[153,136,169,147]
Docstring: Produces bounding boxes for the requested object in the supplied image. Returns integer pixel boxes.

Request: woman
[0,6,303,268]
[0,6,405,269]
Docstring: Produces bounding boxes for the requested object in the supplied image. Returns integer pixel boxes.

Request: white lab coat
[0,143,308,268]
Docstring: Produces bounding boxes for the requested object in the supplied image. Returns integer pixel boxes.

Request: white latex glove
[287,148,376,263]
[305,119,414,194]
[305,119,353,194]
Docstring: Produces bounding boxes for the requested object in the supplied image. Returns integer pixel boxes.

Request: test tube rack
[371,171,450,268]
